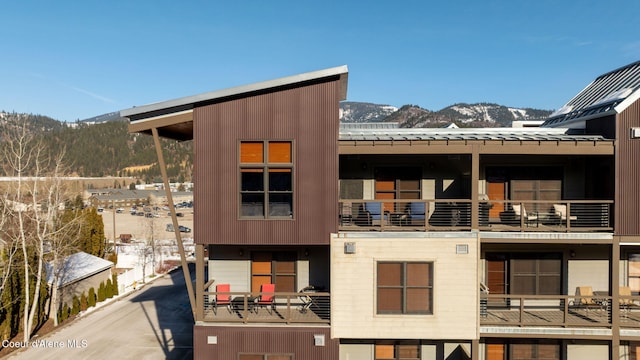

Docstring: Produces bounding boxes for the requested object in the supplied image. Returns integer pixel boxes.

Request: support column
[612,238,621,360]
[471,339,479,360]
[151,128,196,317]
[195,244,204,321]
[471,146,480,229]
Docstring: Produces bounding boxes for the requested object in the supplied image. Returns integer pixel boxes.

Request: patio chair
[552,204,577,225]
[255,283,276,315]
[211,283,231,315]
[363,202,388,226]
[407,202,426,225]
[620,286,637,312]
[511,204,538,226]
[572,286,603,311]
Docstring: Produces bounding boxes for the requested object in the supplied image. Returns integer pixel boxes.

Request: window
[510,254,561,295]
[375,167,421,212]
[629,254,640,295]
[511,342,560,360]
[377,262,433,314]
[240,141,293,218]
[375,342,420,360]
[251,252,297,293]
[486,341,560,360]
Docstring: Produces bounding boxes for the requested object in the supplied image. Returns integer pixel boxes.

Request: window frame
[376,261,433,315]
[375,341,421,360]
[239,140,294,220]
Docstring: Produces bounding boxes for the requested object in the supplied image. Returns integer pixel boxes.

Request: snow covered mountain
[340,102,552,128]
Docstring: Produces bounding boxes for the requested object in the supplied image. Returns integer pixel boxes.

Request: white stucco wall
[331,232,479,340]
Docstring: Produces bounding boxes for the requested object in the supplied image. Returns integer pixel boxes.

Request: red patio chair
[212,284,231,315]
[255,283,276,315]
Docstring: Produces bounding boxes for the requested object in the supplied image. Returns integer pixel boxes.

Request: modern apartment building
[120,60,640,359]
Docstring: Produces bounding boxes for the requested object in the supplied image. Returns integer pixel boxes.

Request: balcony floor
[483,307,640,328]
[202,303,330,325]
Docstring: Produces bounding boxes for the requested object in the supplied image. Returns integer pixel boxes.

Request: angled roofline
[121,65,349,119]
[543,60,640,127]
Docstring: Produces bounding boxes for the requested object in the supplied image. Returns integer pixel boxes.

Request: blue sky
[2,1,640,122]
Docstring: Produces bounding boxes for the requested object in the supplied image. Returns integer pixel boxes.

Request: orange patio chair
[255,283,276,315]
[212,283,231,315]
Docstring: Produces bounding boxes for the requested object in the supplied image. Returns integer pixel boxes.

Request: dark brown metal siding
[616,101,640,235]
[194,80,340,245]
[193,326,338,360]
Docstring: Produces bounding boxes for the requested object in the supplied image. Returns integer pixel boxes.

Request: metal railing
[480,293,640,328]
[338,199,613,232]
[204,291,330,325]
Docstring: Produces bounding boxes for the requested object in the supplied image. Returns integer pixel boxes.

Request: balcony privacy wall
[617,100,640,236]
[193,326,338,360]
[194,79,340,245]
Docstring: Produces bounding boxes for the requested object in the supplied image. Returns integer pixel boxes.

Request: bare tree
[1,121,80,340]
[143,214,159,280]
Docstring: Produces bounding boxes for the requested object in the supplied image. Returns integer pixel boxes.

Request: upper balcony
[202,290,330,325]
[338,199,613,232]
[338,152,615,233]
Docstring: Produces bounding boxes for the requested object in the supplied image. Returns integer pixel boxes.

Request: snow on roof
[46,252,114,287]
[543,60,640,127]
[339,127,607,142]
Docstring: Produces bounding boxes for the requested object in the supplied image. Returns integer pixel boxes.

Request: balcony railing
[480,293,640,329]
[338,199,613,232]
[203,291,330,325]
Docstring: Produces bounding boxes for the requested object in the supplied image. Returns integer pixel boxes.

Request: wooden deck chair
[212,283,231,315]
[255,283,276,315]
[512,204,538,226]
[552,204,577,224]
[620,286,636,311]
[574,286,602,311]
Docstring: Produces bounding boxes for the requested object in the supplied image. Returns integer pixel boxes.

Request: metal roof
[46,252,114,287]
[339,127,608,142]
[542,60,640,127]
[121,65,349,119]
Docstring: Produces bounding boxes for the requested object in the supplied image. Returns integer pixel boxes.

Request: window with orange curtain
[240,140,293,218]
[375,342,420,360]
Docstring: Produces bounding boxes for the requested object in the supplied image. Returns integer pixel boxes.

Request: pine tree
[98,282,106,302]
[71,295,80,315]
[112,273,119,296]
[106,278,113,299]
[80,292,88,311]
[88,288,96,307]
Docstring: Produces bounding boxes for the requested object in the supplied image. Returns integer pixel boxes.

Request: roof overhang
[338,128,614,155]
[121,65,349,141]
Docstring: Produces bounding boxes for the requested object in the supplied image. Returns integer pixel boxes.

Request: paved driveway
[5,266,194,360]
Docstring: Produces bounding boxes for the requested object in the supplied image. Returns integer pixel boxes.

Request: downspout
[151,128,196,317]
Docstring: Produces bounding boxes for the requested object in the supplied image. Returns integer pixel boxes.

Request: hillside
[0,101,552,180]
[0,112,192,182]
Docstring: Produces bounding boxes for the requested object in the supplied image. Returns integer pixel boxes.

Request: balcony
[480,294,640,329]
[338,199,613,232]
[203,291,330,325]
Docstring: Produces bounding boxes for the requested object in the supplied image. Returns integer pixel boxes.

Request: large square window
[377,261,433,314]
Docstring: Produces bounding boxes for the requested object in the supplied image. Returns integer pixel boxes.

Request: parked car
[116,208,124,213]
[166,224,191,233]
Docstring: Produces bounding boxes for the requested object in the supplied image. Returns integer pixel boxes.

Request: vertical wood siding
[617,101,640,235]
[194,80,340,245]
[193,326,338,359]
